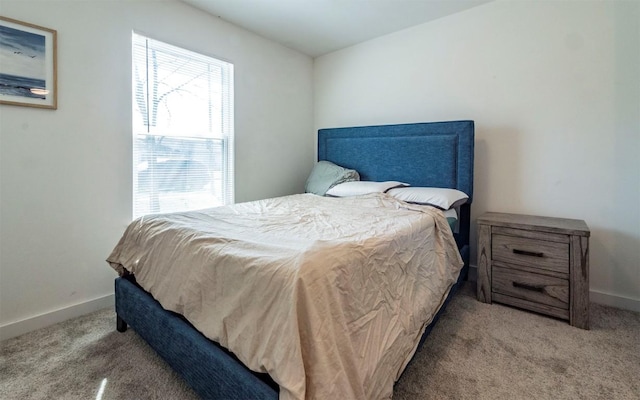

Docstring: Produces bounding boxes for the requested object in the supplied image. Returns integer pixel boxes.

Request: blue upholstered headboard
[317,120,475,267]
[318,120,474,200]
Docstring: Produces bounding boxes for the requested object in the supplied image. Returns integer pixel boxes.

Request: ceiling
[182,0,492,57]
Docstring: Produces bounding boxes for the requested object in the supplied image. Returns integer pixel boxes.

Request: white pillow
[326,181,408,197]
[387,187,469,210]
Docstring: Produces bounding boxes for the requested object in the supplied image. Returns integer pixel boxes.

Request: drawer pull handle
[513,281,545,292]
[513,249,544,257]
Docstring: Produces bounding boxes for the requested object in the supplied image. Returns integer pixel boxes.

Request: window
[132,33,234,218]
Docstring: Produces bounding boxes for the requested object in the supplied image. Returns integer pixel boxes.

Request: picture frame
[0,16,57,109]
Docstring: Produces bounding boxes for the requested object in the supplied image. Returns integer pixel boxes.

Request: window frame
[131,32,234,219]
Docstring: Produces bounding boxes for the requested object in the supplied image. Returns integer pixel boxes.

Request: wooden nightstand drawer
[492,265,568,309]
[492,233,569,274]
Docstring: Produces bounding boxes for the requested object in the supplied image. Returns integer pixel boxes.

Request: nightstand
[476,212,590,329]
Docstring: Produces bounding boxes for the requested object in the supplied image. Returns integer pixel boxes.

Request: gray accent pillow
[305,161,360,195]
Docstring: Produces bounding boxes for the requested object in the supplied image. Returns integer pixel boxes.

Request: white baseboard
[0,294,114,341]
[468,264,639,312]
[590,290,640,312]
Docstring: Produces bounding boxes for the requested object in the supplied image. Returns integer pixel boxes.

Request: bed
[111,120,474,399]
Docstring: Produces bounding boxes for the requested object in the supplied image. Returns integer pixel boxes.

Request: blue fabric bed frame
[114,120,474,399]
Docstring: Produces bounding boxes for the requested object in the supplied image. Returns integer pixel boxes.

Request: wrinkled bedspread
[107,193,463,400]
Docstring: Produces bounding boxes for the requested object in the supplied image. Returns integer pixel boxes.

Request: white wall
[0,0,313,339]
[315,0,639,309]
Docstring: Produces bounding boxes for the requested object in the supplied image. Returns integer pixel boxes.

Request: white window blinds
[132,33,234,218]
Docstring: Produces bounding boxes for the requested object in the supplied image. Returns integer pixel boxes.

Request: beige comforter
[107,193,463,400]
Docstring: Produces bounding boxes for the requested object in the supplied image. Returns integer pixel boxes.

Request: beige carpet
[1,282,638,399]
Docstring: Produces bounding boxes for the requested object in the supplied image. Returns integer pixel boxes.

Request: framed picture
[0,16,57,109]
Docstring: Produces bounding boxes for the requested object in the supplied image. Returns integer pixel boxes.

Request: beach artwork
[0,17,57,109]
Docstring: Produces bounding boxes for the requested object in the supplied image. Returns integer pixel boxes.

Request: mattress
[107,193,463,400]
